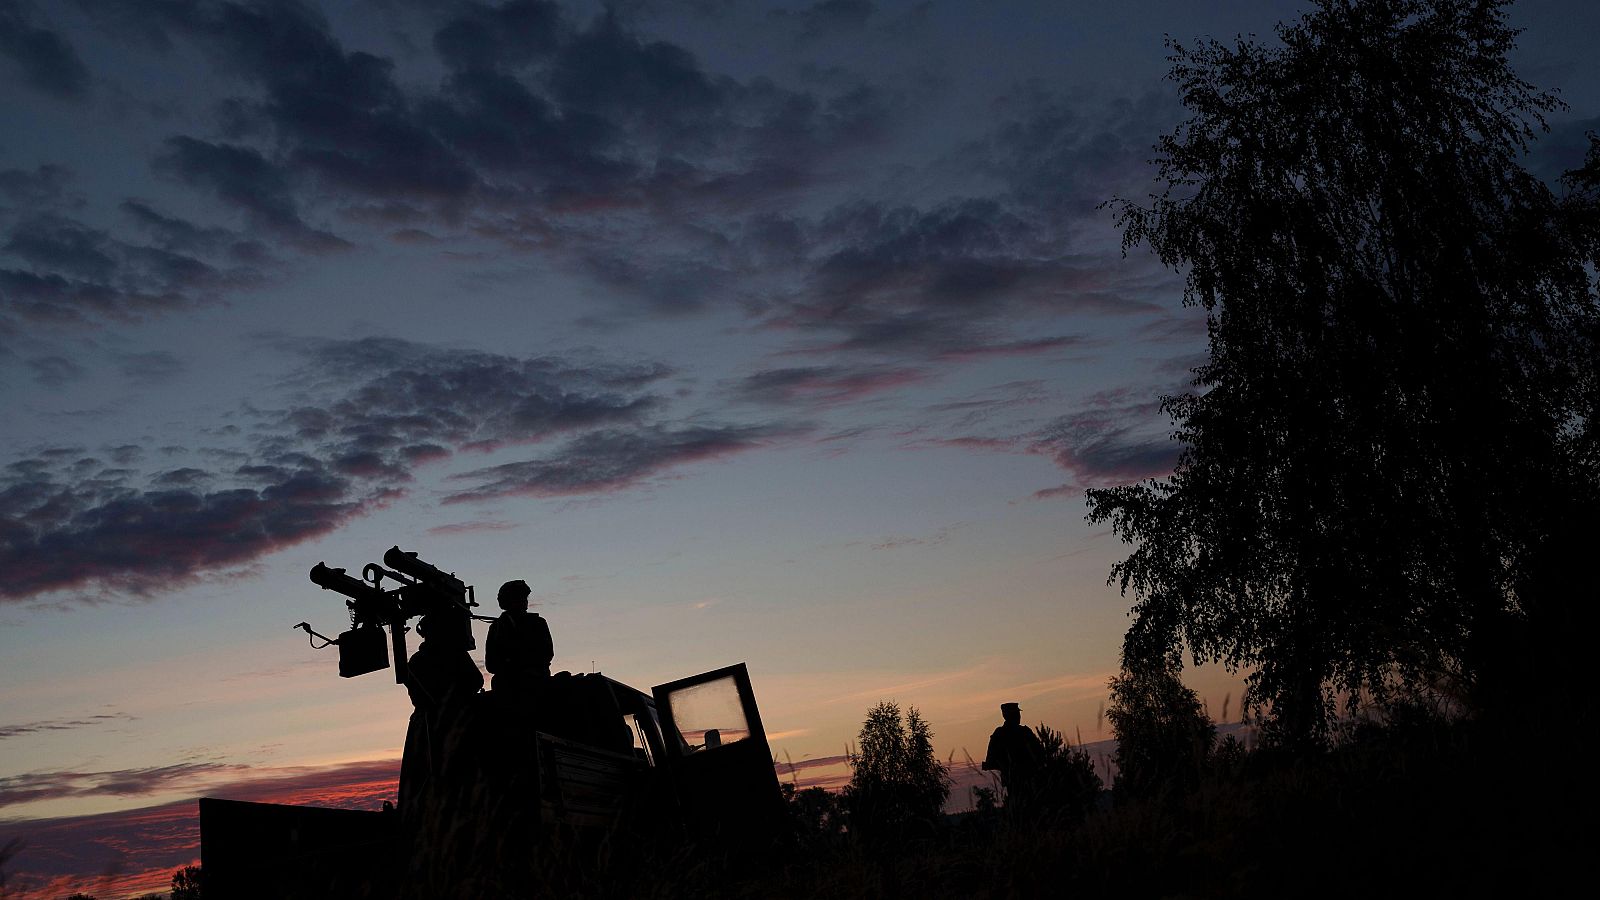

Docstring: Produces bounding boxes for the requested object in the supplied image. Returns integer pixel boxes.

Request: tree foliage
[170,864,203,900]
[781,783,845,841]
[843,701,949,838]
[1033,724,1105,820]
[1106,665,1215,798]
[1088,0,1600,745]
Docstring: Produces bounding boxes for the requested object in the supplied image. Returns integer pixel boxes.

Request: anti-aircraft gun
[296,546,484,683]
[202,546,786,898]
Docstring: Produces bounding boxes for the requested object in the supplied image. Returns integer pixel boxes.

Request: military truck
[199,548,784,898]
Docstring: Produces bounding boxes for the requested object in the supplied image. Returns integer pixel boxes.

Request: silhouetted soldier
[982,702,1044,810]
[399,610,482,817]
[486,579,554,697]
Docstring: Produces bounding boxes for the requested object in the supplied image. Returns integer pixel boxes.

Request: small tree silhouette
[170,864,203,900]
[781,783,845,840]
[1034,724,1104,822]
[1107,664,1214,799]
[843,701,950,839]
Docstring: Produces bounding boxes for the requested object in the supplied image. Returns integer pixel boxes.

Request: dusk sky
[2,1,1597,895]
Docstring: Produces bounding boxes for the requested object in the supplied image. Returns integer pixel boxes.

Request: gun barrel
[309,562,386,604]
[383,546,463,591]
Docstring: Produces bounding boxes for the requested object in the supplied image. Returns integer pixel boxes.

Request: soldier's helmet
[497,579,532,609]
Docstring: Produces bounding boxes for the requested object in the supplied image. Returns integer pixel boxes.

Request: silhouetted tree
[1088,0,1600,746]
[170,864,203,899]
[1033,724,1104,821]
[971,784,999,818]
[781,783,845,840]
[1209,733,1249,781]
[843,702,950,838]
[1106,664,1215,799]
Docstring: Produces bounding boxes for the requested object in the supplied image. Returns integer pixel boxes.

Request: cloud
[281,335,667,455]
[102,0,876,220]
[0,757,401,897]
[925,380,1052,429]
[25,354,85,388]
[0,337,677,602]
[0,207,262,331]
[17,0,1186,376]
[868,522,960,551]
[426,519,520,536]
[0,163,72,207]
[1030,483,1081,501]
[732,364,926,407]
[65,0,895,311]
[446,422,801,502]
[153,137,349,252]
[0,762,242,809]
[431,0,564,72]
[119,199,270,263]
[917,382,1183,492]
[117,350,185,383]
[759,199,1146,362]
[977,86,1178,218]
[44,0,1168,377]
[0,713,132,741]
[770,1,876,43]
[1028,387,1180,487]
[0,754,402,814]
[0,0,91,100]
[0,454,372,600]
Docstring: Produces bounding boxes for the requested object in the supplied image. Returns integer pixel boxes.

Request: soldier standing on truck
[982,702,1044,811]
[486,579,554,697]
[399,610,483,816]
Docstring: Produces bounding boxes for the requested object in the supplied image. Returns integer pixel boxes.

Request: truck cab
[201,663,784,898]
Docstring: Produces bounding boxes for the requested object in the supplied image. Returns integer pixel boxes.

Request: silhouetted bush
[1032,724,1103,823]
[1106,664,1214,799]
[781,783,845,844]
[842,701,950,841]
[170,863,203,899]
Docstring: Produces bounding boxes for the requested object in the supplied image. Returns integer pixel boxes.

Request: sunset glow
[2,1,1595,895]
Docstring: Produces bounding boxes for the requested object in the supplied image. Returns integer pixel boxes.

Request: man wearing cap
[982,702,1044,810]
[486,579,554,696]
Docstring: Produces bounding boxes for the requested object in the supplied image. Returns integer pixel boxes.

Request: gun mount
[298,546,482,684]
[204,544,789,897]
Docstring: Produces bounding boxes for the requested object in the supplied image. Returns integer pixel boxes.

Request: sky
[1,0,1596,895]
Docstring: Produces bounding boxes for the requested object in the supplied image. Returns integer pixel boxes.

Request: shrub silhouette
[1032,724,1103,822]
[843,701,950,840]
[1106,664,1214,799]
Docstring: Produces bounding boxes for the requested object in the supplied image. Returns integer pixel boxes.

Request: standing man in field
[982,702,1044,811]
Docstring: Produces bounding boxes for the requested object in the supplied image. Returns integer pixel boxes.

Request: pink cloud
[0,758,399,898]
[426,519,521,535]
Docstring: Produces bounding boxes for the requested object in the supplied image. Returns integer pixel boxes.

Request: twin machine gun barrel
[298,546,480,684]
